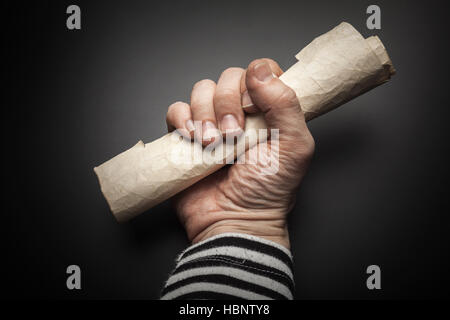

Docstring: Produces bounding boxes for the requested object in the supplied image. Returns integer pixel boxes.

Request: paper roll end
[94,164,137,223]
[365,35,396,77]
[93,166,125,223]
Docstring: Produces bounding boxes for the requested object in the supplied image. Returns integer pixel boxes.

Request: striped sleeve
[160,233,294,300]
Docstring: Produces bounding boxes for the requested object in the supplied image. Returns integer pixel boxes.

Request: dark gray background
[3,0,449,299]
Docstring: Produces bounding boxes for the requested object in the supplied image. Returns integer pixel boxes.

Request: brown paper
[94,22,395,222]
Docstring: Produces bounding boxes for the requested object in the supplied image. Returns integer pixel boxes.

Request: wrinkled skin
[166,59,315,248]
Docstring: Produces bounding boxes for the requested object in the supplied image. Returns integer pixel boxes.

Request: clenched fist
[166,59,315,249]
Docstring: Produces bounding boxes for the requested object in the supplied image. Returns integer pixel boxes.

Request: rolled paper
[94,22,395,222]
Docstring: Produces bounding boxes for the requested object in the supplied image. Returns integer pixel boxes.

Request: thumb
[245,59,308,142]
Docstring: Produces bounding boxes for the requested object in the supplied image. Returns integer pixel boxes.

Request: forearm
[160,233,294,300]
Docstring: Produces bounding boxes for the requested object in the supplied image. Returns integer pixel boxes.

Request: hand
[165,59,315,249]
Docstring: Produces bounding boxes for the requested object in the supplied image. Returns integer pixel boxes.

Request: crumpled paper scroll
[94,22,395,222]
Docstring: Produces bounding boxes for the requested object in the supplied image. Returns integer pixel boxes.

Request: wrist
[192,218,290,249]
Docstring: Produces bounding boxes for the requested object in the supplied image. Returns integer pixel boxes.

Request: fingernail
[202,121,220,141]
[220,114,242,136]
[254,62,274,82]
[185,119,195,133]
[241,91,253,108]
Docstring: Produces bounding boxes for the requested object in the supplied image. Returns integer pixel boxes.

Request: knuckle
[214,92,241,113]
[165,110,172,123]
[167,102,189,124]
[221,67,244,77]
[167,101,186,114]
[193,79,215,89]
[214,88,236,105]
[167,101,178,113]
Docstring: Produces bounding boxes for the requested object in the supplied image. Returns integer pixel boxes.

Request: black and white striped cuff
[161,233,294,300]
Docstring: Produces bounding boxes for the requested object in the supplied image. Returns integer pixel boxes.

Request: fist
[166,59,314,249]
